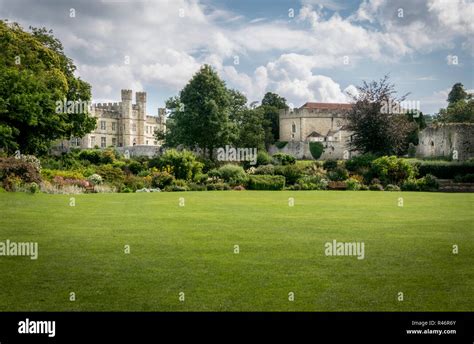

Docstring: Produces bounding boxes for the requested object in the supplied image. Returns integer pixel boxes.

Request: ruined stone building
[277,102,353,159]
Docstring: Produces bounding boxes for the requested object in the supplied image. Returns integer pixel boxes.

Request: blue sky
[1,0,472,115]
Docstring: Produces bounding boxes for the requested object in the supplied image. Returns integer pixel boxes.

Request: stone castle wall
[416,124,474,161]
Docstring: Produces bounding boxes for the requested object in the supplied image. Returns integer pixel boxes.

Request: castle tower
[136,92,146,145]
[120,89,133,147]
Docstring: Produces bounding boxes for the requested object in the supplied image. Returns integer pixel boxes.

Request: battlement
[93,102,121,110]
[136,92,146,104]
[121,89,133,101]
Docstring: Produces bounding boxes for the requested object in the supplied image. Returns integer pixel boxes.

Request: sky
[1,0,473,115]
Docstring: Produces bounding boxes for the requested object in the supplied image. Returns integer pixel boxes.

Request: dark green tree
[158,65,234,159]
[259,92,288,147]
[437,83,474,123]
[236,108,265,150]
[447,83,468,105]
[0,21,96,154]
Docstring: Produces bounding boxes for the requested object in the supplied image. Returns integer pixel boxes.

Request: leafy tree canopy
[0,20,96,154]
[437,83,474,123]
[346,75,416,156]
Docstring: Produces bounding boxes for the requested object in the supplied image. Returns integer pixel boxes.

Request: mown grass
[0,191,472,311]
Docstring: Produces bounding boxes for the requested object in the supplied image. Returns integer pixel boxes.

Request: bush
[295,175,328,190]
[401,179,419,191]
[323,159,338,171]
[309,142,324,159]
[248,175,285,190]
[78,150,102,164]
[345,153,377,172]
[369,183,384,191]
[454,174,474,183]
[275,141,288,149]
[196,157,220,173]
[256,151,272,166]
[0,157,42,191]
[274,164,303,184]
[95,164,125,185]
[87,173,103,185]
[127,161,144,175]
[272,152,296,165]
[193,173,209,184]
[217,164,248,186]
[412,160,474,179]
[101,149,116,164]
[385,184,401,191]
[417,174,439,191]
[254,164,275,175]
[206,182,231,191]
[328,167,349,181]
[188,183,206,191]
[346,177,361,191]
[151,171,175,189]
[28,182,40,194]
[304,163,326,177]
[124,175,146,192]
[157,149,203,180]
[41,169,85,181]
[165,185,187,192]
[371,156,416,186]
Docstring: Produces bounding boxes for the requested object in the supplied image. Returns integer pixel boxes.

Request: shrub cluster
[248,175,285,190]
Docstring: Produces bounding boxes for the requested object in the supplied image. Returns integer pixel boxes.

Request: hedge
[410,160,474,179]
[309,142,324,159]
[248,175,285,190]
[275,141,288,149]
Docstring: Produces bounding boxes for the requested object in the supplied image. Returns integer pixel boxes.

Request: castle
[276,102,474,161]
[64,89,166,151]
[276,102,354,159]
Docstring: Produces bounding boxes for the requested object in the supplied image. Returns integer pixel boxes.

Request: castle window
[146,140,149,145]
[101,137,106,148]
[112,122,117,131]
[100,121,106,130]
[132,123,137,132]
[90,136,96,147]
[112,138,117,146]
[70,137,81,146]
[292,122,296,133]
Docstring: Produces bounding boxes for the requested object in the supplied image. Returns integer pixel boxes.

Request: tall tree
[437,83,474,123]
[236,108,265,150]
[158,65,234,159]
[346,75,416,156]
[259,92,288,147]
[447,83,468,105]
[0,21,95,154]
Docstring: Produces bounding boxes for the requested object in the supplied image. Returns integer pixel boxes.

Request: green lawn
[0,191,472,311]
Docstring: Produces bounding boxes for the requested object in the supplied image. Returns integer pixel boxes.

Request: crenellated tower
[136,92,147,145]
[120,89,133,147]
